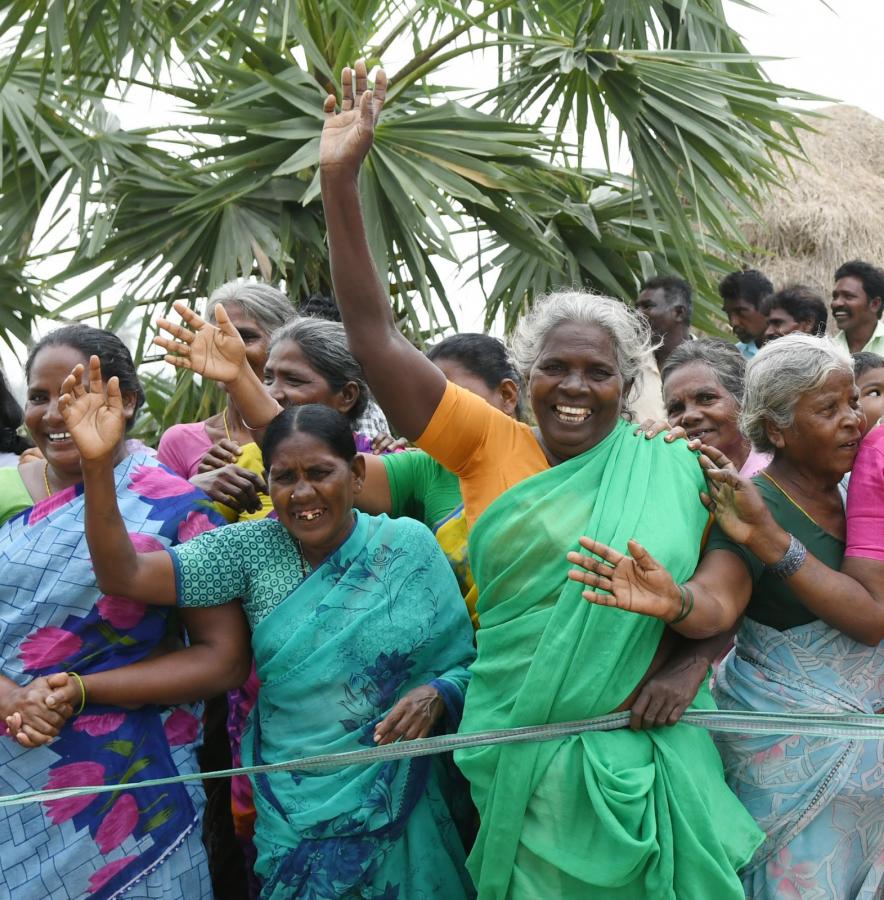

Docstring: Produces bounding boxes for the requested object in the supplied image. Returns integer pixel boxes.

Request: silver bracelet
[766,533,807,579]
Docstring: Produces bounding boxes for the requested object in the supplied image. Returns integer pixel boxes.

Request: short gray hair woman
[206,279,295,334]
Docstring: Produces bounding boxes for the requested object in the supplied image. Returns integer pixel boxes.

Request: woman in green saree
[300,61,761,898]
[39,356,477,900]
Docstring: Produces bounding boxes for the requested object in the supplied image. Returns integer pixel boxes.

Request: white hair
[510,290,654,409]
[740,334,853,453]
[205,279,295,334]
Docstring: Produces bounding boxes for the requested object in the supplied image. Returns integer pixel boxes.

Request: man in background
[718,269,773,359]
[763,285,828,341]
[831,260,884,355]
[632,275,693,421]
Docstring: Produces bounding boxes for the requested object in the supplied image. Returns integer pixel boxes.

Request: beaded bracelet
[669,585,695,625]
[66,672,87,715]
[766,534,807,579]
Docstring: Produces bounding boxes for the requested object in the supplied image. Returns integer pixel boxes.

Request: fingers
[213,302,239,339]
[354,59,368,100]
[625,539,658,572]
[576,535,625,566]
[171,300,207,330]
[698,442,737,472]
[155,319,195,345]
[374,702,406,745]
[15,723,55,747]
[324,93,337,118]
[372,69,387,120]
[87,355,103,393]
[663,425,689,444]
[341,66,353,111]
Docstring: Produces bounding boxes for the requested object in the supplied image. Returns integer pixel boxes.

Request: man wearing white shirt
[831,260,884,356]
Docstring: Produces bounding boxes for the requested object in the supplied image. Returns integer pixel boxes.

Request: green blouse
[381,448,462,528]
[704,474,844,631]
[0,467,33,526]
[168,517,308,630]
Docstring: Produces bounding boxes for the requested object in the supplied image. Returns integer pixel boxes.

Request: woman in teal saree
[28,357,477,900]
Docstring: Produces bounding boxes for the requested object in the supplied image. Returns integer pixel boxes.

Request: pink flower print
[96,595,145,630]
[163,708,199,746]
[88,856,138,893]
[20,627,83,671]
[94,793,139,854]
[178,510,215,542]
[73,712,127,737]
[769,847,818,898]
[130,465,195,499]
[43,761,105,824]
[750,734,800,766]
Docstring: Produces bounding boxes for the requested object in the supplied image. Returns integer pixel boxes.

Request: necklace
[222,407,232,441]
[43,462,52,497]
[295,538,309,580]
[760,471,820,527]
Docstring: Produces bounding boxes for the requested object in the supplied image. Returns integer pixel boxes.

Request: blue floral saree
[0,454,222,899]
[242,512,476,900]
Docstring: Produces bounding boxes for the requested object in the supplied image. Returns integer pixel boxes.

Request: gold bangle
[66,672,87,715]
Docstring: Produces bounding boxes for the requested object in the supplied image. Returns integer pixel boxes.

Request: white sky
[6,0,884,393]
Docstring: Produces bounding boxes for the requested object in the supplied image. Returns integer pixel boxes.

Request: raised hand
[700,456,772,546]
[154,301,246,384]
[320,59,387,176]
[567,536,682,622]
[58,356,125,461]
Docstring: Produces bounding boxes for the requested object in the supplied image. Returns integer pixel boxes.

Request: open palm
[320,60,386,174]
[58,357,125,461]
[567,537,680,622]
[154,300,246,384]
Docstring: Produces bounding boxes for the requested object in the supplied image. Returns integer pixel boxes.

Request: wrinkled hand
[373,684,444,745]
[634,419,700,451]
[320,59,387,176]
[154,301,247,384]
[629,655,709,730]
[4,673,78,748]
[58,356,125,461]
[567,536,681,622]
[18,446,44,466]
[370,433,407,455]
[699,446,772,545]
[198,439,243,472]
[192,465,266,514]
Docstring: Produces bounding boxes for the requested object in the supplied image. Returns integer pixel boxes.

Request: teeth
[48,432,71,441]
[297,510,323,521]
[554,405,591,423]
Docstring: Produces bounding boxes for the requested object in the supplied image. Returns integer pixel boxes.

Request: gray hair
[206,279,295,334]
[740,334,853,453]
[661,339,746,405]
[269,317,369,421]
[510,291,653,409]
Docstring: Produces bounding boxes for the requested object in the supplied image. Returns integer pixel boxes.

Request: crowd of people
[0,62,882,900]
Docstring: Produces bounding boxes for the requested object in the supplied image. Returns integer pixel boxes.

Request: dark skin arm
[320,61,447,439]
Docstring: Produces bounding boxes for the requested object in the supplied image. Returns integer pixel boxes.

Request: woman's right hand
[58,356,125,461]
[566,536,682,622]
[197,439,243,472]
[154,301,247,384]
[320,59,386,177]
[191,465,266,514]
[3,673,77,748]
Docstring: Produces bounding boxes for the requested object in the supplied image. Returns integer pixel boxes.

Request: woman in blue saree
[0,325,248,900]
[38,355,476,900]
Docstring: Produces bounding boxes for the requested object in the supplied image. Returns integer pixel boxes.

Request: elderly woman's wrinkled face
[770,368,864,478]
[263,339,357,419]
[663,362,746,464]
[528,322,626,463]
[222,304,272,380]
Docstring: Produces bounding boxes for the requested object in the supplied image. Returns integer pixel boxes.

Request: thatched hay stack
[743,105,884,296]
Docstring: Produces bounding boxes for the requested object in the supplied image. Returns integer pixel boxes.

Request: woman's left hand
[634,419,701,451]
[373,684,444,745]
[370,433,408,455]
[628,654,709,730]
[5,673,79,748]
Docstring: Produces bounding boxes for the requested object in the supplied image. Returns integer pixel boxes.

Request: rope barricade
[2,709,881,810]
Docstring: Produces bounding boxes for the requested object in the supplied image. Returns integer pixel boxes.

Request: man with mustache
[831,259,884,356]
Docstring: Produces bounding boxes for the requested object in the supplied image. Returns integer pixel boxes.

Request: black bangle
[669,585,694,625]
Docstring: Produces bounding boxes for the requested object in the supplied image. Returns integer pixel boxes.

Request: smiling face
[528,322,626,462]
[768,368,863,480]
[723,296,767,346]
[832,276,881,337]
[25,345,135,483]
[856,365,884,434]
[263,338,357,418]
[663,361,747,467]
[267,429,365,562]
[222,304,272,380]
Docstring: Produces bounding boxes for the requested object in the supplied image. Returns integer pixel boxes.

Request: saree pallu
[0,454,220,900]
[714,617,884,899]
[459,419,763,899]
[242,512,477,900]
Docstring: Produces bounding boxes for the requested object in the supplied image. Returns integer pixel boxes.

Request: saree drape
[242,512,477,900]
[0,454,220,899]
[714,617,884,899]
[459,419,763,898]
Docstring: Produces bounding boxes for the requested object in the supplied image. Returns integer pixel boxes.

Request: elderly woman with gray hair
[571,333,883,899]
[306,60,764,899]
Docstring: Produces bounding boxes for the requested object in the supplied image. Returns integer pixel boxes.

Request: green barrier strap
[1,709,881,809]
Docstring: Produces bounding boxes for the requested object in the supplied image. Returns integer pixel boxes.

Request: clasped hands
[3,673,82,748]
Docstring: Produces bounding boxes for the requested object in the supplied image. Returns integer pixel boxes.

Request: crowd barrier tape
[1,709,882,809]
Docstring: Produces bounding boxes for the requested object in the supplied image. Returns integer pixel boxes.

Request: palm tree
[0,1,812,439]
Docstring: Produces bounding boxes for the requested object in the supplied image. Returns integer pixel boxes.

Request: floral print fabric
[0,454,222,899]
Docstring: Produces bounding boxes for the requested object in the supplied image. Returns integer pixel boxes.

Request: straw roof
[742,104,884,297]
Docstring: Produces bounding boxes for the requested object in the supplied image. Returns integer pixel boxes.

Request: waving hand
[154,301,246,384]
[58,356,125,461]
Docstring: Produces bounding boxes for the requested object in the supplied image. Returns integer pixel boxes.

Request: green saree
[457,419,763,898]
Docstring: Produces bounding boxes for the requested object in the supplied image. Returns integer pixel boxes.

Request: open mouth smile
[553,405,592,424]
[294,508,325,521]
